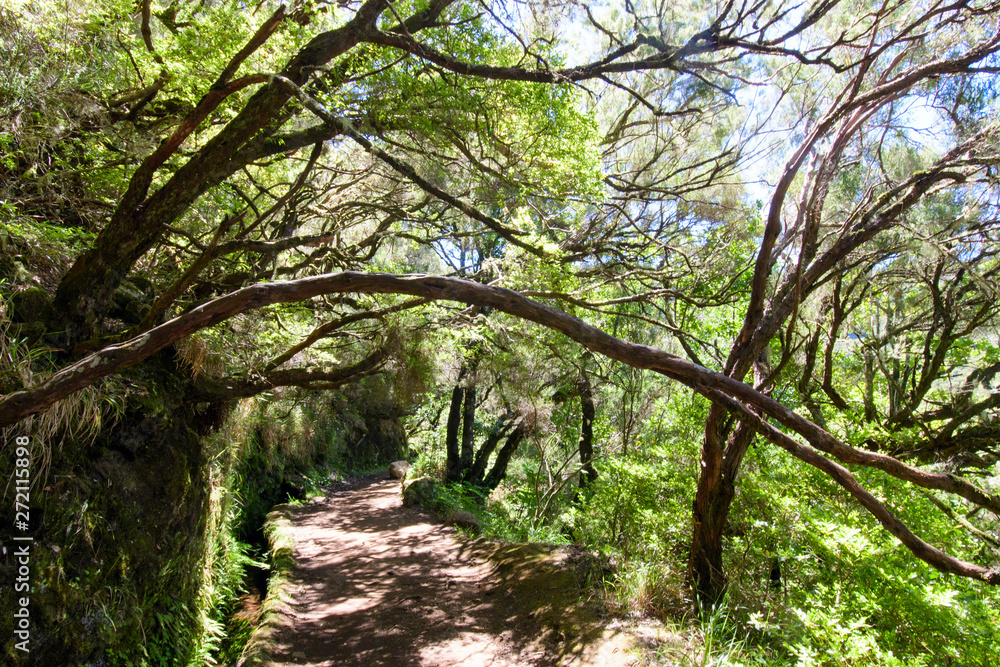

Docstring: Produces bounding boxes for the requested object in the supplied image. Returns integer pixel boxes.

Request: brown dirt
[233,586,264,626]
[246,474,649,667]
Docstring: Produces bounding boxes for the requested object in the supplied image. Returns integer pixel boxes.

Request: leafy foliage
[4,0,1000,665]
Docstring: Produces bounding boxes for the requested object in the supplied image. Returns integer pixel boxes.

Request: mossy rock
[445,509,481,534]
[9,286,58,329]
[401,476,437,508]
[108,278,152,324]
[0,368,24,393]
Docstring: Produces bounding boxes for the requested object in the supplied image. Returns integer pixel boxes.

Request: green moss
[1,350,411,665]
[0,349,213,665]
[238,508,297,667]
[0,367,24,393]
[8,287,57,327]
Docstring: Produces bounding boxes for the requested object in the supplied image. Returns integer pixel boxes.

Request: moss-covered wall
[1,353,410,666]
[1,351,215,665]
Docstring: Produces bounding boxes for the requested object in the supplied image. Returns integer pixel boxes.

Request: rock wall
[1,351,216,665]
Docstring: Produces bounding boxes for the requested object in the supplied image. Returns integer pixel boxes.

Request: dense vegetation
[1,0,999,664]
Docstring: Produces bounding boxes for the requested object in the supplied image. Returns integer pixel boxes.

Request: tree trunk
[467,418,512,485]
[864,348,877,422]
[890,357,902,419]
[51,7,383,341]
[690,398,758,607]
[483,426,525,490]
[445,384,464,482]
[578,369,597,487]
[689,480,735,607]
[461,383,476,475]
[689,407,732,607]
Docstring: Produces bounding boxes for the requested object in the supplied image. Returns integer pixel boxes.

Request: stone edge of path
[234,480,653,667]
[237,503,298,667]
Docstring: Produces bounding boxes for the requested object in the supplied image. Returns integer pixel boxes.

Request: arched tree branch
[191,344,391,400]
[5,273,999,521]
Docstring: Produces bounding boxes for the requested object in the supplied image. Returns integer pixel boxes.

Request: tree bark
[461,383,476,475]
[483,426,525,491]
[689,405,731,607]
[445,381,464,483]
[578,369,597,488]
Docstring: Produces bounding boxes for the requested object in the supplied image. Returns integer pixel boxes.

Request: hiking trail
[240,474,667,666]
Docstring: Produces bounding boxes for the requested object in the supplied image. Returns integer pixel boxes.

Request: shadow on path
[258,476,641,667]
[263,478,533,666]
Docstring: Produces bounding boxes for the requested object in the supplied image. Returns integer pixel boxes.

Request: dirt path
[247,476,645,667]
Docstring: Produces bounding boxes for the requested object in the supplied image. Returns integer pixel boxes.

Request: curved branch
[703,387,999,585]
[4,273,1000,522]
[140,0,156,53]
[191,345,390,400]
[264,297,428,371]
[368,30,652,83]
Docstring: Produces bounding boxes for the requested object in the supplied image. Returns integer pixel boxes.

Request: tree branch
[269,75,546,257]
[191,345,390,400]
[702,387,1000,584]
[7,273,1000,522]
[264,297,427,371]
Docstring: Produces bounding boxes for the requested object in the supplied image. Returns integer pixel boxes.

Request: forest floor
[240,473,675,666]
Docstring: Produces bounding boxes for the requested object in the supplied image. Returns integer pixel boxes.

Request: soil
[247,474,653,666]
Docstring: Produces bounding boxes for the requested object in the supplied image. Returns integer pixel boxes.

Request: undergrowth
[405,404,1000,667]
